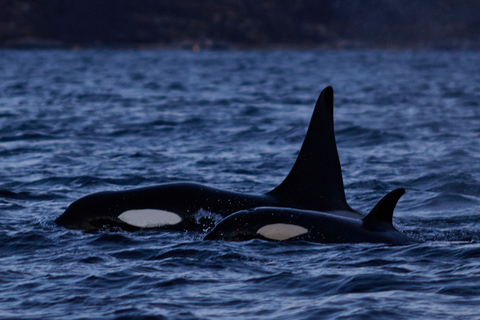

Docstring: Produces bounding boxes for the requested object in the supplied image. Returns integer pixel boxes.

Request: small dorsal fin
[268,86,352,212]
[363,188,405,230]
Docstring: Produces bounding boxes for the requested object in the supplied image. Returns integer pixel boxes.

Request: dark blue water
[1,49,480,319]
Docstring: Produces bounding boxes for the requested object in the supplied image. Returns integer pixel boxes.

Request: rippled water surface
[1,49,480,319]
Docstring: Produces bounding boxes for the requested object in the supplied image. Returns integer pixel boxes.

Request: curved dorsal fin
[268,86,352,212]
[363,188,405,230]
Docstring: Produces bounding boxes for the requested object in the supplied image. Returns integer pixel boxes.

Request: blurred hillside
[1,0,479,49]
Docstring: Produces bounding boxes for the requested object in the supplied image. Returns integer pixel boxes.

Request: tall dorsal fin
[363,188,405,230]
[268,86,352,212]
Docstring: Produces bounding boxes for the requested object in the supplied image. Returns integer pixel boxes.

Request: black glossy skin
[56,183,279,231]
[55,87,362,231]
[205,189,420,244]
[204,208,417,243]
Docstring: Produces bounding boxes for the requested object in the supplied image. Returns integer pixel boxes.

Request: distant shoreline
[2,0,479,51]
[3,37,480,51]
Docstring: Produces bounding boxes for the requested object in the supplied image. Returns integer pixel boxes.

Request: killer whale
[55,86,361,231]
[204,189,419,244]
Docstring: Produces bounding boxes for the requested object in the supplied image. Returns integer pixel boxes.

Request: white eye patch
[256,223,308,241]
[118,209,182,228]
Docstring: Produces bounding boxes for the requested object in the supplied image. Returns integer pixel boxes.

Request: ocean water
[1,49,480,319]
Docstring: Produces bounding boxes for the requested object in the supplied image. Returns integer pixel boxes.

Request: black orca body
[56,183,281,231]
[204,189,419,244]
[55,86,360,231]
